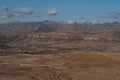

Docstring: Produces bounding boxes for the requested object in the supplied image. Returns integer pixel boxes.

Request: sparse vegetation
[0,22,120,80]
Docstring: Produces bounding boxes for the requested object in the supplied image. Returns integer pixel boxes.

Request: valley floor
[0,52,120,80]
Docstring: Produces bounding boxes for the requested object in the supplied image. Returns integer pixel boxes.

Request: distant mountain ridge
[0,21,120,33]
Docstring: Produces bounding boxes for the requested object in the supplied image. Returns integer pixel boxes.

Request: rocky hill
[0,21,120,55]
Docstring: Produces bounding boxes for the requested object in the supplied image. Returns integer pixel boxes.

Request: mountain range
[0,20,120,33]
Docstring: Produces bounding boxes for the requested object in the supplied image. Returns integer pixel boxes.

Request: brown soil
[0,52,120,80]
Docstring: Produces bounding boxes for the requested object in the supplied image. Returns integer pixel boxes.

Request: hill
[0,21,120,55]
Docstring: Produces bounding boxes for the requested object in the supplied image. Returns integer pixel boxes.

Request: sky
[0,0,120,23]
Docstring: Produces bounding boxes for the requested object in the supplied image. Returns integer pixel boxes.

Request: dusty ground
[0,52,120,80]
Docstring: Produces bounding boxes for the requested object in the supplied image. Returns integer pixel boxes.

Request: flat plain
[0,52,120,80]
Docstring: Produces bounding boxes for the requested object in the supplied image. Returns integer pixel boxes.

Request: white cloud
[0,13,14,18]
[0,7,58,19]
[47,8,58,16]
[15,7,33,15]
[66,20,74,24]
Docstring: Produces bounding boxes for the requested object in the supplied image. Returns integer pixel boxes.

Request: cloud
[0,6,9,12]
[0,13,14,18]
[66,20,74,24]
[105,11,120,19]
[47,8,58,16]
[15,7,33,15]
[0,13,24,19]
[14,13,23,18]
[106,15,120,19]
[109,12,120,15]
[0,7,58,19]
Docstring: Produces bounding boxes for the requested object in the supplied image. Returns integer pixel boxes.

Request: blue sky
[0,0,120,23]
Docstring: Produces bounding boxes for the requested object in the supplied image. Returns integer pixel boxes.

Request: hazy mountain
[0,21,120,33]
